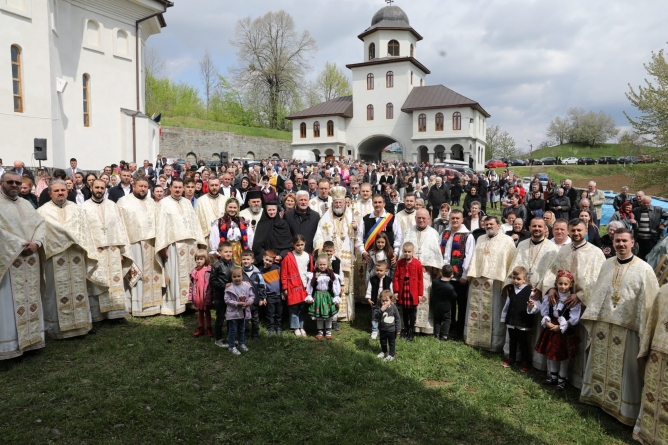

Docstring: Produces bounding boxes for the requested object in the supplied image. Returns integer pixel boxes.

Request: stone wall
[159,126,293,162]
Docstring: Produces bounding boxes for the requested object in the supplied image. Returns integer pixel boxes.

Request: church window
[410,71,413,85]
[418,114,427,132]
[11,45,23,113]
[453,112,462,130]
[369,43,375,60]
[83,74,91,127]
[300,122,306,138]
[86,20,101,47]
[367,105,374,121]
[116,30,129,56]
[367,73,374,90]
[410,44,414,57]
[386,71,393,88]
[327,120,334,137]
[420,78,423,87]
[435,113,444,131]
[313,121,320,138]
[388,40,400,57]
[386,103,393,119]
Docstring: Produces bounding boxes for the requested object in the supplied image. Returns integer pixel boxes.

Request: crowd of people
[3,154,668,444]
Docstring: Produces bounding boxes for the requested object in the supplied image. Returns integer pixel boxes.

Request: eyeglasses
[3,180,21,186]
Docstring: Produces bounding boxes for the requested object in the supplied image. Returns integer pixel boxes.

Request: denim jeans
[227,319,246,347]
[371,310,379,333]
[288,303,305,329]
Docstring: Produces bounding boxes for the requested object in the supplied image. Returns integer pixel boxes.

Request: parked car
[206,160,221,171]
[433,167,462,183]
[536,173,549,186]
[577,157,597,165]
[561,157,578,165]
[485,159,507,168]
[598,156,617,165]
[638,154,657,163]
[507,159,527,166]
[535,157,557,165]
[618,156,638,165]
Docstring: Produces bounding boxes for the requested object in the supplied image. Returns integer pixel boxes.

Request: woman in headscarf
[236,176,251,209]
[252,202,292,266]
[259,175,279,204]
[210,198,251,265]
[609,201,635,231]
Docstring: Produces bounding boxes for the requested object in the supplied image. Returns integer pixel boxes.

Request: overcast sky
[150,0,667,153]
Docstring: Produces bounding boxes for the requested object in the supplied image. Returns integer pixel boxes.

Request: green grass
[529,143,659,160]
[497,163,652,184]
[163,116,292,141]
[0,307,633,444]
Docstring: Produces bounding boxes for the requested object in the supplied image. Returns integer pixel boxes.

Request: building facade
[0,0,172,170]
[287,5,490,170]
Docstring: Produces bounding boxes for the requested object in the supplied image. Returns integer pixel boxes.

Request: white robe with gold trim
[194,193,228,244]
[395,209,416,234]
[309,196,332,217]
[351,199,373,301]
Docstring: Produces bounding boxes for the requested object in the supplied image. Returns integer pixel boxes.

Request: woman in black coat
[526,190,546,219]
[252,202,292,266]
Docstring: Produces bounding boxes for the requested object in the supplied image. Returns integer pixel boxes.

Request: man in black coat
[563,179,578,208]
[108,169,133,203]
[427,176,451,220]
[633,195,668,259]
[283,190,320,254]
[10,160,34,182]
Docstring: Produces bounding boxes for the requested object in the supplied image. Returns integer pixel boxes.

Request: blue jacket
[242,265,267,309]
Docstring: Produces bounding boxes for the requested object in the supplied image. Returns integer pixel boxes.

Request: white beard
[333,208,344,217]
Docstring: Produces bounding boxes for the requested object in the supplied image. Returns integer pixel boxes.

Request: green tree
[546,116,569,145]
[316,62,352,102]
[485,125,517,160]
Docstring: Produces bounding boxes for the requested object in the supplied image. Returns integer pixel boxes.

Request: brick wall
[159,126,293,162]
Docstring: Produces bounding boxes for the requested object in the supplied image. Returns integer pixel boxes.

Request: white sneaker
[215,340,228,349]
[229,347,241,356]
[371,332,378,340]
[300,328,307,336]
[377,352,386,359]
[239,344,249,352]
[294,329,302,337]
[383,355,395,362]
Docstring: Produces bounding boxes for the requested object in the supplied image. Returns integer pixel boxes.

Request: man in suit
[427,176,451,220]
[11,160,34,182]
[139,159,155,186]
[108,169,133,203]
[64,158,82,180]
[363,164,378,187]
[563,179,578,208]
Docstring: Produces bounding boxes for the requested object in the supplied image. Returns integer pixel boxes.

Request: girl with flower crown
[209,198,252,265]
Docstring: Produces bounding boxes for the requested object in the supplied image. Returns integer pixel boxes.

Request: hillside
[162,116,292,141]
[526,143,658,160]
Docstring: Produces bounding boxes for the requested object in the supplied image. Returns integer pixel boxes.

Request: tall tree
[199,50,218,112]
[316,62,352,102]
[230,10,317,130]
[485,125,517,160]
[565,107,618,146]
[546,116,569,145]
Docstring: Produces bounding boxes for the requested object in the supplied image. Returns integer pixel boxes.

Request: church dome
[370,5,410,28]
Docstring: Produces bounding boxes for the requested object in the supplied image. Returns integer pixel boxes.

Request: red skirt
[535,327,579,362]
[397,277,417,308]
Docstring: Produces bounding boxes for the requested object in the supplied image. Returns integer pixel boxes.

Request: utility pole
[527,139,533,177]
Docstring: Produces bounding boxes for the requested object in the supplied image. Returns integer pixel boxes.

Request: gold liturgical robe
[395,210,416,234]
[155,196,206,315]
[465,232,516,351]
[580,256,659,426]
[194,193,228,243]
[0,193,46,359]
[117,194,163,316]
[38,201,95,338]
[81,199,140,321]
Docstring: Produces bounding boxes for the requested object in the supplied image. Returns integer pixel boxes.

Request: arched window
[11,45,23,113]
[367,105,374,121]
[420,78,423,87]
[85,20,100,47]
[453,112,462,131]
[300,122,306,138]
[386,71,394,88]
[435,113,444,131]
[410,44,414,57]
[116,30,129,56]
[313,121,320,138]
[327,120,334,137]
[369,43,375,60]
[83,74,91,127]
[367,73,374,90]
[388,40,400,57]
[386,103,394,119]
[410,71,413,85]
[418,114,427,132]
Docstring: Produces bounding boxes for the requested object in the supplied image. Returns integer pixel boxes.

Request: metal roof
[359,5,422,41]
[346,56,430,74]
[286,96,353,120]
[401,85,491,117]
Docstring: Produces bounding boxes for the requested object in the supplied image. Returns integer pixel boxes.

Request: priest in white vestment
[194,177,227,245]
[400,209,444,335]
[309,179,332,217]
[239,190,263,242]
[504,218,558,370]
[313,186,357,322]
[155,178,206,316]
[0,171,46,359]
[82,180,140,321]
[539,218,606,389]
[117,177,163,317]
[579,229,659,426]
[38,181,95,339]
[395,193,417,233]
[465,216,516,351]
[351,183,374,301]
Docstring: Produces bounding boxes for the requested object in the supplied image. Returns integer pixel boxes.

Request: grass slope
[528,143,658,160]
[163,116,292,141]
[499,163,651,184]
[0,308,632,444]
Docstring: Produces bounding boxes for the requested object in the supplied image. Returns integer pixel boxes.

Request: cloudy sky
[150,0,667,153]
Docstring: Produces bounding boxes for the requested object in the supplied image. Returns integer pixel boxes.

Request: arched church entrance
[312,149,321,162]
[418,146,428,164]
[451,144,464,161]
[325,148,335,163]
[357,135,403,162]
[434,145,445,162]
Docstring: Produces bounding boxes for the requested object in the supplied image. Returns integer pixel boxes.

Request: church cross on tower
[386,0,394,5]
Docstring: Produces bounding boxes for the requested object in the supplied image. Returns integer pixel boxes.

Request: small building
[0,0,173,169]
[287,4,490,169]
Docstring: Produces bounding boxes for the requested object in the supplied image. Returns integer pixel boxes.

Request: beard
[250,205,262,214]
[486,229,497,237]
[333,208,344,217]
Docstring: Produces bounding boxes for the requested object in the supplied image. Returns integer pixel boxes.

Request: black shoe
[556,380,568,391]
[332,321,340,331]
[440,336,448,342]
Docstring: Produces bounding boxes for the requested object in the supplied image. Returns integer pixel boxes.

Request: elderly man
[313,186,357,322]
[108,169,133,203]
[239,189,264,237]
[284,190,320,254]
[613,186,631,211]
[633,190,645,209]
[395,192,417,233]
[588,181,606,220]
[633,195,668,260]
[550,219,572,247]
[579,228,659,425]
[427,176,450,220]
[563,179,577,208]
[195,177,227,245]
[219,173,235,198]
[82,179,139,321]
[465,217,516,351]
[155,178,206,316]
[400,208,444,336]
[571,198,599,225]
[0,171,46,359]
[10,160,34,182]
[309,178,332,217]
[278,179,295,205]
[117,177,163,317]
[294,173,307,191]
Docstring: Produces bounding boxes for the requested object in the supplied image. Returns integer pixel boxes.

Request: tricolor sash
[364,213,394,251]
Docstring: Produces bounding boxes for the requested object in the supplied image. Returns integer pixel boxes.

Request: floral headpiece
[556,270,574,281]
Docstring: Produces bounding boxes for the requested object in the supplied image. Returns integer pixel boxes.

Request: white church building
[0,0,172,170]
[287,4,490,170]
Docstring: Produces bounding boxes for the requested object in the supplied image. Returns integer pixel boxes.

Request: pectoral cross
[322,222,332,236]
[101,226,108,236]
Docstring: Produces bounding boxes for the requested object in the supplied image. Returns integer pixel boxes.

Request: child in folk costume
[189,249,214,338]
[321,241,343,331]
[500,266,534,372]
[393,242,423,342]
[530,269,581,390]
[280,234,313,337]
[366,260,393,340]
[306,254,341,340]
[373,290,402,361]
[366,232,395,284]
[210,198,250,265]
[224,266,255,356]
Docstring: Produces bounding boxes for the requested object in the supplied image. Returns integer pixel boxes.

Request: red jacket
[280,251,313,306]
[393,258,424,305]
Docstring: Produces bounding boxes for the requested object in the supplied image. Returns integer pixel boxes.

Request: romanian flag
[364,213,394,251]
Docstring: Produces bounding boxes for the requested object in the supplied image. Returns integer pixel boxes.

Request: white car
[561,157,578,165]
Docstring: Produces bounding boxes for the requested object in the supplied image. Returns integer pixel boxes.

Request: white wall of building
[364,29,419,61]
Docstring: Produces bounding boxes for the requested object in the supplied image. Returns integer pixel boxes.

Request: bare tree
[144,46,166,77]
[230,10,317,129]
[546,116,569,145]
[485,125,517,160]
[316,62,352,102]
[199,50,218,112]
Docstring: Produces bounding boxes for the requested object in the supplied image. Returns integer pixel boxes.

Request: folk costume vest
[441,230,470,280]
[369,275,392,304]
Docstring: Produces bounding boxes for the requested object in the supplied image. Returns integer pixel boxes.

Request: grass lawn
[528,143,659,160]
[163,116,292,141]
[498,163,651,185]
[0,306,633,444]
